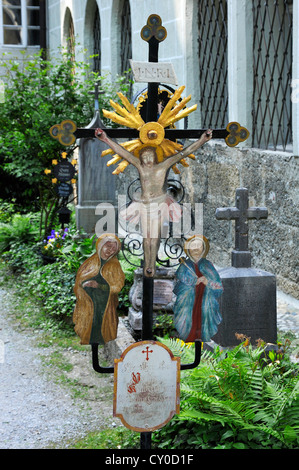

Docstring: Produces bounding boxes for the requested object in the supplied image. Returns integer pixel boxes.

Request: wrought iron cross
[89,81,103,111]
[215,188,268,268]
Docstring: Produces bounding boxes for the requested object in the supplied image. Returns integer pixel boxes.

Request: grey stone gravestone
[128,266,176,331]
[213,188,277,347]
[76,85,116,234]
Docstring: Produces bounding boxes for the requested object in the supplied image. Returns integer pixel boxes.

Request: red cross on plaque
[142,346,153,361]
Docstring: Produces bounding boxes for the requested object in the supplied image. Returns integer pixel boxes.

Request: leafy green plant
[152,338,299,449]
[2,241,41,274]
[24,259,77,320]
[0,198,18,223]
[60,232,96,271]
[153,312,176,337]
[0,213,39,253]
[118,254,136,314]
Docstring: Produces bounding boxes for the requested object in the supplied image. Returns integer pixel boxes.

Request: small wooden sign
[130,60,178,86]
[114,341,180,432]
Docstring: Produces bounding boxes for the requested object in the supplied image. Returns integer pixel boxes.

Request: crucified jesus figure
[95,128,212,277]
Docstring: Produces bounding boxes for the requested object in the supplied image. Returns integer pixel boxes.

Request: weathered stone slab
[213,267,277,347]
[76,109,116,234]
[128,307,142,331]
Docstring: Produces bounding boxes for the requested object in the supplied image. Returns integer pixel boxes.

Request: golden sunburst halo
[101,86,197,175]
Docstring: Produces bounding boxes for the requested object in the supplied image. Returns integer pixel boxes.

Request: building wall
[47,0,192,100]
[46,0,299,299]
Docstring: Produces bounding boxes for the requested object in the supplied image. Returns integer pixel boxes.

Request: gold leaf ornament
[102,93,144,130]
[225,122,250,147]
[101,86,198,174]
[139,122,165,146]
[49,120,77,146]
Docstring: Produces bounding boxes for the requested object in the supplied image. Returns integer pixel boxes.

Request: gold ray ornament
[101,86,198,175]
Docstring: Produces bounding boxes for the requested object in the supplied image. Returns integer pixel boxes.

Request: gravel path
[0,287,115,449]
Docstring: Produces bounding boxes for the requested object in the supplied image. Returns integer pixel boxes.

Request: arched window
[198,0,228,129]
[93,5,101,73]
[120,0,132,74]
[84,0,101,73]
[68,14,75,58]
[63,8,75,59]
[252,0,293,151]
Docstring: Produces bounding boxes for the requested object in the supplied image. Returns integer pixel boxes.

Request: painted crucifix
[48,14,250,342]
[95,125,212,277]
[92,15,249,278]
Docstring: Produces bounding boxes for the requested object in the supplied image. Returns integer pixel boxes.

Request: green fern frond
[273,380,299,427]
[247,365,264,401]
[179,408,228,427]
[158,336,196,364]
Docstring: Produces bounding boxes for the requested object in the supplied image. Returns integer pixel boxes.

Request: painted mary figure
[73,234,125,345]
[173,235,223,343]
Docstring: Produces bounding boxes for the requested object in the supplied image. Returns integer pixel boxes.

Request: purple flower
[62,227,69,239]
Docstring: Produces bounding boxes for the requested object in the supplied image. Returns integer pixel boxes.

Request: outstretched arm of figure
[95,128,141,169]
[161,129,213,170]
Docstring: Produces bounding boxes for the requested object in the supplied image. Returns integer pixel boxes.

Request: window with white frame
[0,0,40,47]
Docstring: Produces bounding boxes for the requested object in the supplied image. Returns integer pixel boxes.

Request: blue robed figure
[173,235,223,343]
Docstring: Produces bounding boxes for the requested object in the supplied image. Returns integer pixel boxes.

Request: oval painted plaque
[113,341,180,432]
[53,161,75,182]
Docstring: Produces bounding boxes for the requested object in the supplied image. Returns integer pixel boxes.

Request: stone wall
[177,141,299,299]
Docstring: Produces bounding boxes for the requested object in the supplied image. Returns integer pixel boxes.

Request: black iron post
[146,36,159,123]
[142,276,154,341]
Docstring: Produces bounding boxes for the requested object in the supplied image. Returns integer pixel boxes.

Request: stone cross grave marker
[213,188,277,347]
[215,187,268,268]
